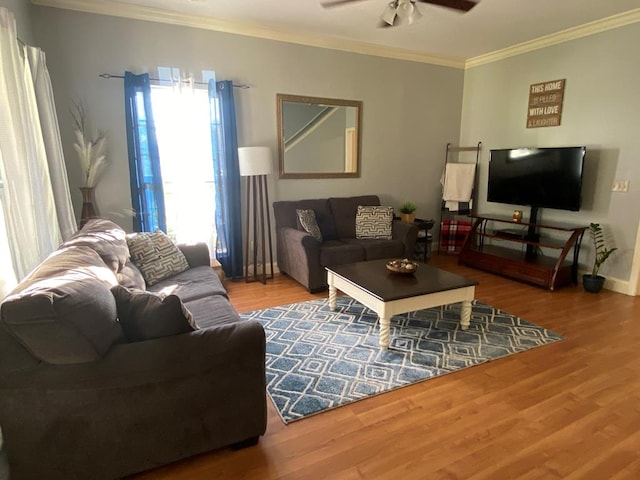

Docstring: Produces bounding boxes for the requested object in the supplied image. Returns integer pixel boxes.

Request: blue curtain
[208,80,243,279]
[124,71,166,233]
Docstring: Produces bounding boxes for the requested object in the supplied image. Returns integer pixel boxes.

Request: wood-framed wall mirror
[277,93,362,179]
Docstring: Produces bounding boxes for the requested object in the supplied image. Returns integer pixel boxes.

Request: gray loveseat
[0,219,266,480]
[273,195,418,292]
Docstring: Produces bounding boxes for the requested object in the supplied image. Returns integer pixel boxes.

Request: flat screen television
[487,146,586,213]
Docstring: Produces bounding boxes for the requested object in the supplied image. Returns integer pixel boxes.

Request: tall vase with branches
[71,101,108,227]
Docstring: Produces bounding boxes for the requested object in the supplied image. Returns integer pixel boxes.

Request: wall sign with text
[526,79,565,128]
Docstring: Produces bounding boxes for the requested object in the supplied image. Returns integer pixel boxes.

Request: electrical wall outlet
[612,180,630,192]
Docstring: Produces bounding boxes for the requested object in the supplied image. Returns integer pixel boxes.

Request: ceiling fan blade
[417,0,478,12]
[321,0,371,8]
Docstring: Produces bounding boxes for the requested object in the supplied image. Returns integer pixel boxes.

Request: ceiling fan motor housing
[322,0,478,28]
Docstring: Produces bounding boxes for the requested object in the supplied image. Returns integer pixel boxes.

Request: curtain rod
[98,73,250,89]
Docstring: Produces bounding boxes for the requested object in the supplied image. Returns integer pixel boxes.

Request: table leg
[379,315,391,349]
[329,285,337,311]
[460,300,471,330]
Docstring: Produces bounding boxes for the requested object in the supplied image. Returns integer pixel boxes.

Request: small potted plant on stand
[583,222,617,293]
[399,202,417,223]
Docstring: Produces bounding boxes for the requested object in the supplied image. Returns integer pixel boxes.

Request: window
[150,83,217,257]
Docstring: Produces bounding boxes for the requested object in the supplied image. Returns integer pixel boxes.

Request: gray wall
[31,6,464,234]
[0,0,34,44]
[460,24,640,282]
[10,2,640,285]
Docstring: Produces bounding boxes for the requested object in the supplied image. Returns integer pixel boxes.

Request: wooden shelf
[486,232,567,250]
[459,215,588,291]
[469,213,587,232]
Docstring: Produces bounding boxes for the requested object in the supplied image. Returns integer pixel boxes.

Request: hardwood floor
[134,256,640,479]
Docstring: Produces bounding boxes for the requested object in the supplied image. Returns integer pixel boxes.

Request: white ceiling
[36,0,640,66]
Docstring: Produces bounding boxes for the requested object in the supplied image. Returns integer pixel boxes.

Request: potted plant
[583,222,617,293]
[399,202,417,224]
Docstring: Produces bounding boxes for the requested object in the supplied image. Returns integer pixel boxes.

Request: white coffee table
[326,259,477,349]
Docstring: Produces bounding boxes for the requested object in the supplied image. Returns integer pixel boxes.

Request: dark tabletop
[326,259,478,302]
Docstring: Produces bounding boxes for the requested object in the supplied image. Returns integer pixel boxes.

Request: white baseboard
[602,276,630,295]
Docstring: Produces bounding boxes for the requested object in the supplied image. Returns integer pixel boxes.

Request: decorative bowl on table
[385,258,419,274]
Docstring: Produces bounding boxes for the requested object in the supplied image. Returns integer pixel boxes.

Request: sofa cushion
[355,205,394,240]
[117,261,146,290]
[320,240,366,267]
[0,245,122,364]
[273,199,337,241]
[62,218,129,273]
[111,286,197,342]
[127,231,190,286]
[329,195,380,239]
[296,209,323,242]
[341,238,406,260]
[147,265,228,302]
[182,294,242,329]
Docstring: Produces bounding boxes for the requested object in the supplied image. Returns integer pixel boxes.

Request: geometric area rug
[240,297,564,424]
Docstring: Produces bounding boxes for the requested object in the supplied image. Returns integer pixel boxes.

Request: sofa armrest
[105,321,265,384]
[278,227,325,292]
[178,242,211,268]
[0,321,267,479]
[1,320,265,389]
[281,226,319,245]
[392,220,419,258]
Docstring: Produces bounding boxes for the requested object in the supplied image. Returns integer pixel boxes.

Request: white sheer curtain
[0,7,76,298]
[27,47,76,240]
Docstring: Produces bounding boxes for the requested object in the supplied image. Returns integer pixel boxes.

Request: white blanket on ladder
[441,163,476,211]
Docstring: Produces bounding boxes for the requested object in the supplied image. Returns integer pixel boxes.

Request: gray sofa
[273,195,419,292]
[0,219,267,480]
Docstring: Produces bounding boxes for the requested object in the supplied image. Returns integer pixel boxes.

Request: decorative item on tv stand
[399,201,417,223]
[71,101,108,228]
[582,222,617,294]
[238,146,274,284]
[512,209,523,222]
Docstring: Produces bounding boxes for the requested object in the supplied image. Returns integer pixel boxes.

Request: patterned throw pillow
[355,205,394,240]
[111,285,197,342]
[126,230,190,286]
[296,209,323,242]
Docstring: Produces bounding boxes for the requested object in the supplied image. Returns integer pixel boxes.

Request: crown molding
[465,8,640,69]
[30,0,466,68]
[30,1,640,70]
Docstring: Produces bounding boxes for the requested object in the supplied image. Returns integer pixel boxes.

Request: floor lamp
[238,146,274,284]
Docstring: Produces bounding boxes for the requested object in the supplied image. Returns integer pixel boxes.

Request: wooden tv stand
[458,214,588,291]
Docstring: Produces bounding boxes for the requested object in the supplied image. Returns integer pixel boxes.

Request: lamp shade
[238,146,273,176]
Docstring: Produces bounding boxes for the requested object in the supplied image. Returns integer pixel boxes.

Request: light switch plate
[612,180,630,192]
